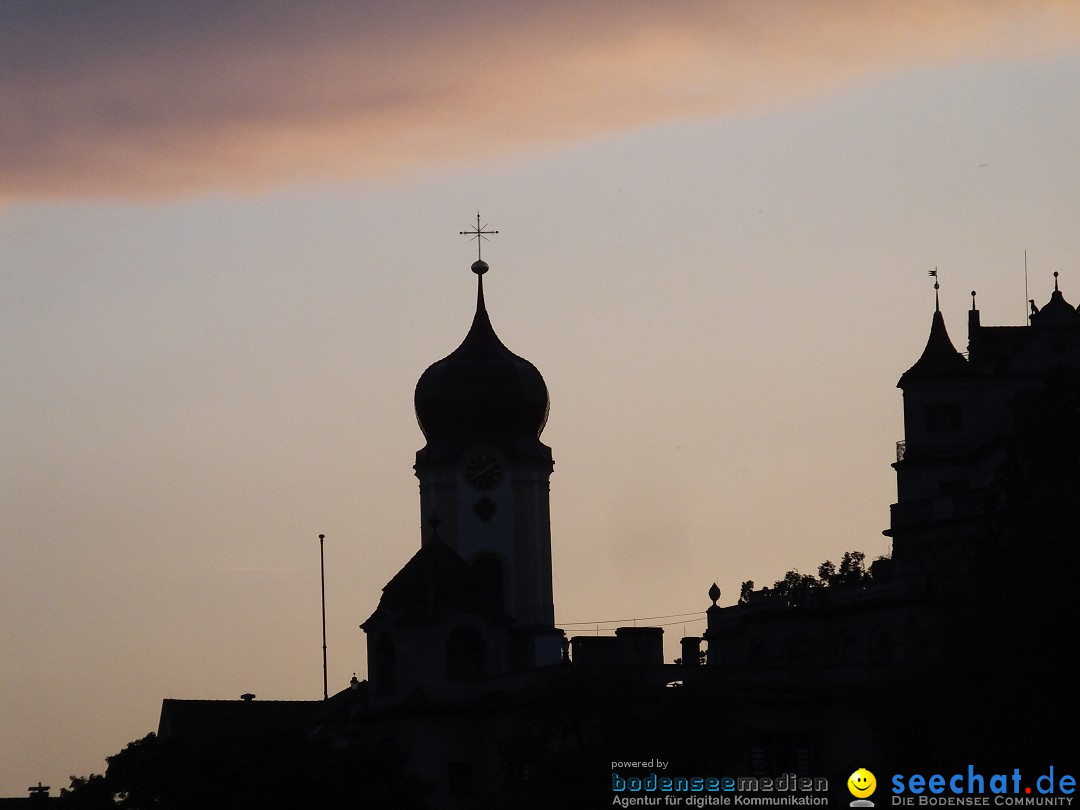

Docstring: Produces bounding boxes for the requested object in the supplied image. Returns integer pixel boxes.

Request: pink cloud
[2,0,1079,200]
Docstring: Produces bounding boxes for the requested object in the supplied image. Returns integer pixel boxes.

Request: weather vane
[460,212,498,261]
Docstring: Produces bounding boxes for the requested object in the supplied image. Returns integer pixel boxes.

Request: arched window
[471,553,505,610]
[446,625,486,682]
[375,632,397,696]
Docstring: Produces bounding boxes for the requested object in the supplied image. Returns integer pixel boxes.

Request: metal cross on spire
[460,213,498,261]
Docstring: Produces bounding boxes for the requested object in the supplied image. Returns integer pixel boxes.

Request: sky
[3,0,1080,796]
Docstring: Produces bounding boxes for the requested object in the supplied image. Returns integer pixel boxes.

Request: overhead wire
[561,610,706,627]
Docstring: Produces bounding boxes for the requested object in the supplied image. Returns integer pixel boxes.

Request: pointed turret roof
[898,303,971,387]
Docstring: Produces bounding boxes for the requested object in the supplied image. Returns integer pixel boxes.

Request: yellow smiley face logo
[848,768,877,798]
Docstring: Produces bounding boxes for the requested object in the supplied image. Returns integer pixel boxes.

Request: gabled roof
[362,539,509,628]
[307,681,369,731]
[157,698,320,743]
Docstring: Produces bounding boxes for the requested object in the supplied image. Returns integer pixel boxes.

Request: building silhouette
[133,260,1078,807]
[699,274,1080,772]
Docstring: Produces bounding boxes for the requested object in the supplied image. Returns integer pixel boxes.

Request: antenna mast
[319,533,328,701]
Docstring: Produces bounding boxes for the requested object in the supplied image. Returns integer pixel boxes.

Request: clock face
[464,450,504,491]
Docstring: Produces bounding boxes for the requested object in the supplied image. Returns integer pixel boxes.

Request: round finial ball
[471,259,489,276]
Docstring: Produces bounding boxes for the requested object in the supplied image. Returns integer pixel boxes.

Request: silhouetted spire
[899,287,970,387]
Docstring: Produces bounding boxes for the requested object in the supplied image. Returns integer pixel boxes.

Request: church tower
[413,256,555,630]
[362,242,561,706]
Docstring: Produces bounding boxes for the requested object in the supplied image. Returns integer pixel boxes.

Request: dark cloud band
[2,0,1078,200]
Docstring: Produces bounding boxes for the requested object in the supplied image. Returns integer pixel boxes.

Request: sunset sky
[4,0,1080,795]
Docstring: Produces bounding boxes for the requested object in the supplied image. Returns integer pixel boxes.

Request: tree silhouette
[60,731,431,810]
[739,549,876,607]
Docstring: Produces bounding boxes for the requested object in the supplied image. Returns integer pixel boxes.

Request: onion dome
[414,260,549,441]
